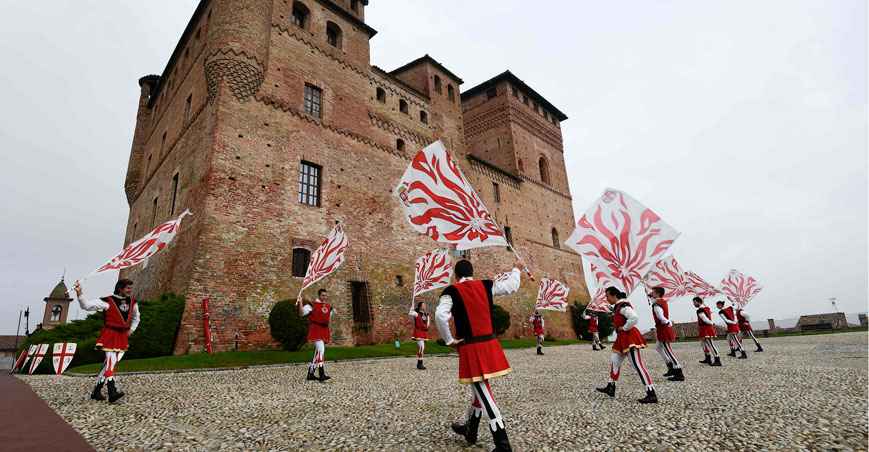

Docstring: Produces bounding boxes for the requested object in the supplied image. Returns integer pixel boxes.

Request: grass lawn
[67,338,582,375]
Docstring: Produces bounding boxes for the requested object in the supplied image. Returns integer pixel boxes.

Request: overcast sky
[1,1,865,334]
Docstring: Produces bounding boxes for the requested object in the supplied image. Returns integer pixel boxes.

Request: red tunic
[307,301,332,343]
[588,316,599,333]
[96,296,136,352]
[531,316,544,336]
[653,299,677,343]
[720,306,740,334]
[696,306,717,338]
[736,309,752,332]
[411,312,430,340]
[611,301,646,354]
[442,279,511,383]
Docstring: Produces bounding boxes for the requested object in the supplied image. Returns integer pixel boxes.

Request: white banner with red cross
[51,342,77,375]
[27,344,49,375]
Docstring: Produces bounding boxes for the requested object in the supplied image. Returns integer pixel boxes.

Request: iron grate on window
[298,161,322,207]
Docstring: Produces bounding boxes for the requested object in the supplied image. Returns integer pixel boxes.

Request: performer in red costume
[596,287,658,404]
[74,279,140,403]
[737,307,764,352]
[717,300,748,359]
[649,287,685,381]
[583,309,605,351]
[436,259,521,452]
[408,301,431,370]
[529,311,545,355]
[300,289,334,382]
[693,297,722,367]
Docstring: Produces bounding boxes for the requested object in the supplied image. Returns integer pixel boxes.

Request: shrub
[268,299,308,351]
[570,302,614,340]
[491,304,511,336]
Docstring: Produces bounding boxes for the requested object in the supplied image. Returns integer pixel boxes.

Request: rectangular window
[161,132,167,157]
[145,154,152,178]
[151,196,159,227]
[493,182,500,203]
[184,94,192,122]
[304,84,322,118]
[298,161,322,207]
[504,226,513,245]
[170,173,180,215]
[292,248,311,277]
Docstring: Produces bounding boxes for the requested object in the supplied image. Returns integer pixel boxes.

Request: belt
[458,334,495,345]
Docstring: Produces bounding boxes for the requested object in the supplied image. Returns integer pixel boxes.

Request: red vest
[448,280,494,340]
[736,309,747,324]
[652,299,670,329]
[696,306,712,327]
[588,316,598,333]
[613,301,632,329]
[531,316,544,335]
[414,312,429,331]
[308,302,332,327]
[101,296,136,330]
[720,306,739,333]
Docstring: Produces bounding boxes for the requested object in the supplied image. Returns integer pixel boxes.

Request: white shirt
[697,305,714,325]
[652,301,672,326]
[77,291,141,334]
[719,309,737,325]
[618,304,639,331]
[435,268,521,345]
[301,299,335,318]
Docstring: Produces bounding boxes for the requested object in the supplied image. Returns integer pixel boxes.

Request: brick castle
[120,0,590,353]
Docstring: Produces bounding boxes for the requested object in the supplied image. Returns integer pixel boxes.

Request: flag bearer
[409,301,431,370]
[717,300,748,359]
[648,287,685,381]
[529,310,545,355]
[300,288,334,382]
[693,297,722,366]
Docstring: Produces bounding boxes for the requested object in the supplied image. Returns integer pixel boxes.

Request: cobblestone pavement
[22,332,868,451]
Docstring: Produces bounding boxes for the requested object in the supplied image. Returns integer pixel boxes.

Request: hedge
[268,299,308,351]
[570,302,614,340]
[492,304,511,336]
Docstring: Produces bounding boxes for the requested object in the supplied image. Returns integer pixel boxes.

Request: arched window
[539,156,550,185]
[292,2,310,29]
[51,305,62,322]
[292,248,311,277]
[434,75,442,94]
[517,159,524,173]
[551,228,560,248]
[399,99,408,114]
[376,87,386,103]
[447,84,455,102]
[396,138,405,151]
[326,21,342,49]
[419,111,428,124]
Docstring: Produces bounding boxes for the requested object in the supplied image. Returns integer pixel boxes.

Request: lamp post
[829,297,839,313]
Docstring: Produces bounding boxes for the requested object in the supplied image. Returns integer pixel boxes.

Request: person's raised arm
[492,262,522,296]
[73,280,108,312]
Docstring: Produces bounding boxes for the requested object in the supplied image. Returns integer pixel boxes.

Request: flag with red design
[28,344,49,375]
[643,255,691,299]
[684,271,721,299]
[413,248,453,298]
[11,347,30,373]
[301,223,349,291]
[565,188,679,296]
[535,278,570,312]
[89,210,192,275]
[720,269,763,308]
[586,260,615,313]
[51,342,77,375]
[395,141,507,250]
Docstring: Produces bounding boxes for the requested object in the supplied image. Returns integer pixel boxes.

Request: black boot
[738,350,748,359]
[663,362,674,378]
[638,388,658,404]
[306,366,317,381]
[592,344,599,351]
[667,367,685,382]
[490,425,512,452]
[712,356,722,366]
[106,380,124,403]
[536,346,544,356]
[595,382,616,398]
[450,411,481,445]
[90,381,106,401]
[727,350,737,357]
[699,354,711,365]
[599,343,607,350]
[755,345,764,352]
[317,366,331,382]
[417,359,426,370]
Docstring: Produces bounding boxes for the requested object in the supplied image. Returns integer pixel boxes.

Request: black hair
[455,259,474,278]
[114,279,133,295]
[716,300,725,305]
[415,301,426,312]
[692,296,703,303]
[605,286,627,299]
[318,288,327,296]
[652,287,665,297]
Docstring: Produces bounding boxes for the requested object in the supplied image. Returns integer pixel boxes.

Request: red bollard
[202,298,213,354]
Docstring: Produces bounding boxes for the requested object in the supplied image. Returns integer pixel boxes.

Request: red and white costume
[302,300,333,373]
[696,303,721,360]
[719,305,746,355]
[651,297,682,371]
[607,302,654,390]
[583,310,604,350]
[76,292,140,384]
[737,308,764,351]
[408,309,430,366]
[529,313,545,354]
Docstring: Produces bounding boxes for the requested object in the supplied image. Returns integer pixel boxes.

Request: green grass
[67,338,582,375]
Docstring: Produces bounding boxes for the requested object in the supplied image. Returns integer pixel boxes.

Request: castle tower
[41,278,73,330]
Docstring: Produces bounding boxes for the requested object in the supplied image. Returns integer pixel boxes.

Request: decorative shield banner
[301,223,349,292]
[586,260,615,313]
[643,255,690,299]
[684,271,721,299]
[565,188,680,296]
[89,209,192,275]
[11,348,29,373]
[51,342,77,375]
[28,344,49,375]
[535,278,569,312]
[413,249,453,298]
[395,140,507,251]
[720,269,763,308]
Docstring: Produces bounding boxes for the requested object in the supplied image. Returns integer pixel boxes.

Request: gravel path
[21,332,868,451]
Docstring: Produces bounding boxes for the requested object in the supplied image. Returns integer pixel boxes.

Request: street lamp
[829,297,839,313]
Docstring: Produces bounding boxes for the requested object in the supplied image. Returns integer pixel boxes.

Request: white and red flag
[89,209,192,275]
[720,269,763,308]
[643,255,691,299]
[51,342,77,375]
[28,344,49,375]
[586,260,615,313]
[684,271,721,299]
[395,141,507,251]
[299,223,349,296]
[535,278,570,312]
[11,346,32,373]
[412,248,452,300]
[566,188,680,296]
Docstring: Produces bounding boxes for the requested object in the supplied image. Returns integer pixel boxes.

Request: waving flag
[565,188,679,296]
[28,344,49,375]
[684,271,721,299]
[90,210,192,275]
[720,269,763,308]
[643,255,690,299]
[395,141,507,250]
[586,260,615,313]
[51,342,77,375]
[536,278,570,312]
[301,223,349,292]
[413,249,453,298]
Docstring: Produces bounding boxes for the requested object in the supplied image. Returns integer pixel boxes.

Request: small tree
[491,304,511,336]
[570,302,614,340]
[268,300,308,351]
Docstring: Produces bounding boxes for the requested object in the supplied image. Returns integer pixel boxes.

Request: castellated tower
[120,0,589,354]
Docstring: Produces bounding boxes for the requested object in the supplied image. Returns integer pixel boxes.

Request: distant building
[859,314,867,328]
[40,278,73,330]
[796,312,848,331]
[0,335,23,369]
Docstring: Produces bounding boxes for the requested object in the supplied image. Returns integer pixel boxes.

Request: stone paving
[22,332,868,451]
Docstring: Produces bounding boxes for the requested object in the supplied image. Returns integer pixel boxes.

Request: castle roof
[461,70,568,121]
[389,54,464,84]
[45,278,72,301]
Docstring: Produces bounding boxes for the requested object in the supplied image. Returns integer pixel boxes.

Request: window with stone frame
[396,138,405,151]
[419,110,428,124]
[434,75,442,94]
[539,155,551,185]
[447,84,455,102]
[399,99,408,114]
[292,248,311,277]
[326,21,342,48]
[298,161,322,207]
[292,1,310,29]
[551,227,560,248]
[304,84,322,118]
[493,181,500,203]
[376,87,386,103]
[51,305,62,322]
